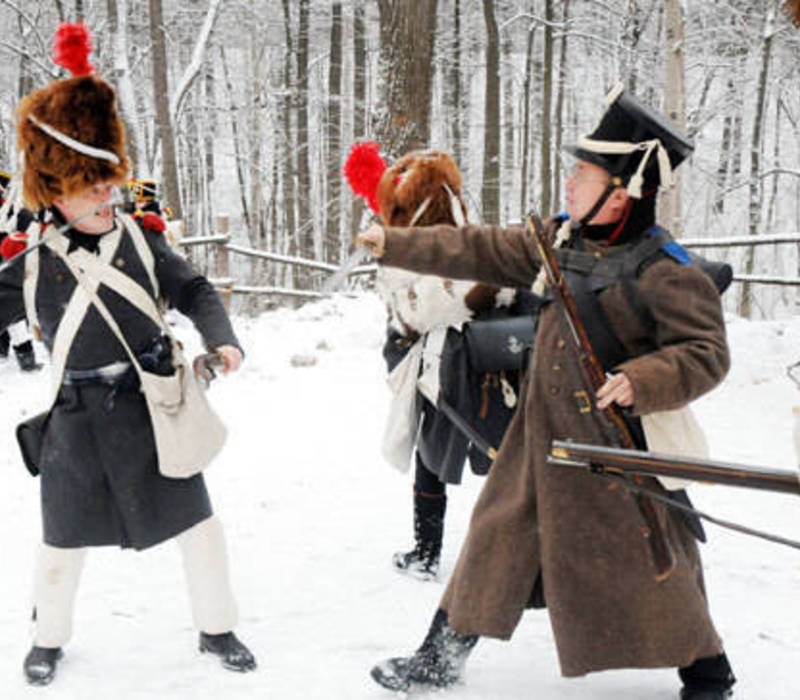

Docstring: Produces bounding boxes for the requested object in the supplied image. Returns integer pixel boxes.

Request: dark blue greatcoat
[0,215,240,550]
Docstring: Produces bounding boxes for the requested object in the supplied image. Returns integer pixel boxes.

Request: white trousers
[32,515,239,648]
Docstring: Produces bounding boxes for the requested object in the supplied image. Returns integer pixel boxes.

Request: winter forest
[1,0,799,318]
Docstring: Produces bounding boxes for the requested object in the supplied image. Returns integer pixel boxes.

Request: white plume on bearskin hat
[16,22,129,210]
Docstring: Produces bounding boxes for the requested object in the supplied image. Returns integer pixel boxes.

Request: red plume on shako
[52,22,94,76]
[343,141,386,215]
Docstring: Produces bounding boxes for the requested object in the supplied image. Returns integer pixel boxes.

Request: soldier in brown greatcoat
[359,86,736,699]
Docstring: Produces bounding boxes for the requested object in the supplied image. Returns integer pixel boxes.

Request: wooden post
[215,214,232,310]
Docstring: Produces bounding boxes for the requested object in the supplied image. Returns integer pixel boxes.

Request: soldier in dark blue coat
[2,23,256,685]
[0,169,41,370]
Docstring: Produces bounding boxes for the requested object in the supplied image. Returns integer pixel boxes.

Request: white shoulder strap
[51,245,153,381]
[23,220,42,339]
[45,228,123,404]
[69,246,166,331]
[118,212,159,299]
[56,230,181,354]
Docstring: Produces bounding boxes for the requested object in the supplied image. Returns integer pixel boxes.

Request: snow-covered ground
[1,294,798,699]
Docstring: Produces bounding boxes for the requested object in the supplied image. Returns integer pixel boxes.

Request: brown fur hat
[376,149,504,315]
[16,74,129,209]
[785,0,800,26]
[376,150,468,228]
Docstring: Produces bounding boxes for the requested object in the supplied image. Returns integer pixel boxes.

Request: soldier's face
[565,160,627,224]
[54,181,117,234]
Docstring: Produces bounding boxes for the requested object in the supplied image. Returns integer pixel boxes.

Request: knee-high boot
[392,490,446,580]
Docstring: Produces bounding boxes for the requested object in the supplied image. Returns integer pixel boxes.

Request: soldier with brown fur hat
[0,23,255,685]
[345,144,533,581]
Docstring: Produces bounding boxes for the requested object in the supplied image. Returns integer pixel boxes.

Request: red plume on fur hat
[52,22,94,76]
[0,232,28,261]
[343,141,386,214]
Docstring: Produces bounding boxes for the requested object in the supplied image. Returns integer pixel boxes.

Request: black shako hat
[129,178,158,201]
[564,83,693,198]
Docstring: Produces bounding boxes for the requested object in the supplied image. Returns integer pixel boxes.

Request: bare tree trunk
[205,60,216,230]
[553,0,570,213]
[660,0,686,233]
[739,6,775,319]
[149,0,183,221]
[220,46,250,234]
[481,0,500,223]
[713,100,732,217]
[296,0,313,266]
[502,38,514,223]
[376,0,438,158]
[17,13,34,99]
[449,0,463,167]
[325,2,343,263]
[280,0,297,271]
[539,0,554,215]
[107,0,142,173]
[519,21,536,218]
[349,0,367,238]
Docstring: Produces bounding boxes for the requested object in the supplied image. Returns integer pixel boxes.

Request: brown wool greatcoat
[381,222,730,677]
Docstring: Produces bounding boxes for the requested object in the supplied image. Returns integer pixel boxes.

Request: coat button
[115,257,125,268]
[549,386,559,396]
[556,338,566,349]
[552,363,561,371]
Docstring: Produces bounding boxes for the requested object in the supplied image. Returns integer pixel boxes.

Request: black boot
[679,652,736,699]
[23,646,63,686]
[0,329,9,358]
[370,609,478,693]
[13,341,42,372]
[199,631,257,672]
[392,491,446,580]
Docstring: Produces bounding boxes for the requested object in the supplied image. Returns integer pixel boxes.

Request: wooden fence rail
[177,215,376,308]
[682,233,800,287]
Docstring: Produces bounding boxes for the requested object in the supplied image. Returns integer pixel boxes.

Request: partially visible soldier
[127,178,183,249]
[128,178,167,230]
[0,169,42,371]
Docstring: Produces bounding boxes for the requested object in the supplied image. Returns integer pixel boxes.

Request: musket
[0,191,125,277]
[549,440,800,551]
[435,396,498,461]
[526,212,676,581]
[549,441,800,496]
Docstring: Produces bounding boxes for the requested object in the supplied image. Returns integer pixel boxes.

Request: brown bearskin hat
[785,0,800,26]
[375,150,468,228]
[15,24,129,209]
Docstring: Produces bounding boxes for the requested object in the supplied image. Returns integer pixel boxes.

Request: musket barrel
[550,441,800,496]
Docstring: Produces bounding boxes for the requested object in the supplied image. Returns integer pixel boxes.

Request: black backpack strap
[564,268,630,372]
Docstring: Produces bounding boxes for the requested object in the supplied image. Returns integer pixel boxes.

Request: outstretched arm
[358,221,542,288]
